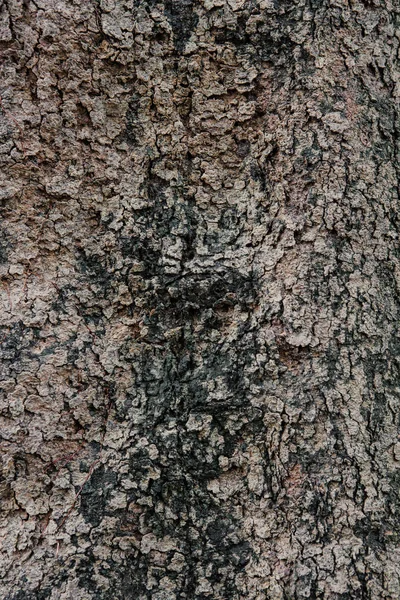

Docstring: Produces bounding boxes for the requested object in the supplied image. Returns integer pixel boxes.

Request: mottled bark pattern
[1,0,400,598]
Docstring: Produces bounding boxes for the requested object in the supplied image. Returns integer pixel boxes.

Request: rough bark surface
[1,0,400,598]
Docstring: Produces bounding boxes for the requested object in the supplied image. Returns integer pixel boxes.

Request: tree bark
[1,0,400,598]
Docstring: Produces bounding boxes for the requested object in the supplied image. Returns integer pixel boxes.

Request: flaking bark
[1,0,400,598]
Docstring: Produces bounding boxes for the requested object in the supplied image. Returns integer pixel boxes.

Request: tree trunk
[1,0,400,598]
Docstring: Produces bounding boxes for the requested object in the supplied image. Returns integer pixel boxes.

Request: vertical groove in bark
[1,0,400,598]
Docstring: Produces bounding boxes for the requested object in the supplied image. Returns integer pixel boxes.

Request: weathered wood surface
[1,0,400,598]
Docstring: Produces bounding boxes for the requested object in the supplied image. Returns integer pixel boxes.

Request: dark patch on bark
[0,228,10,263]
[119,170,197,280]
[0,321,39,380]
[212,6,299,68]
[79,464,118,527]
[124,94,141,146]
[5,591,52,600]
[354,517,387,550]
[77,249,115,292]
[103,259,261,596]
[163,0,198,53]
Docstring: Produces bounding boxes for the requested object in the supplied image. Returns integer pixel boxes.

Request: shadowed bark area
[1,0,400,598]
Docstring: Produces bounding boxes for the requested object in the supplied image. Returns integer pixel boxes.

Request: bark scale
[0,0,400,598]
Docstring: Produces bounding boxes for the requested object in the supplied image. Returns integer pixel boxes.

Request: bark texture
[1,0,400,598]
